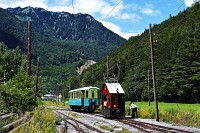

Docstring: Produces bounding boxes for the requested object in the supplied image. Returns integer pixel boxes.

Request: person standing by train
[130,102,138,118]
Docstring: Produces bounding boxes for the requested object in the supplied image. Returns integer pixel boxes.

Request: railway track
[56,111,104,133]
[52,107,197,133]
[92,113,193,133]
[117,119,193,133]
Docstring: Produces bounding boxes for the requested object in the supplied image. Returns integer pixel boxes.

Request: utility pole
[35,58,40,98]
[148,70,150,106]
[106,56,109,83]
[149,24,159,122]
[27,21,31,77]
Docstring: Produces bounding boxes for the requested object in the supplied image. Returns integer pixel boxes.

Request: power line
[101,0,122,23]
[171,0,188,15]
[72,0,75,14]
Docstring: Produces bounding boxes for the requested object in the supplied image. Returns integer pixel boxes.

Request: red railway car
[101,83,125,118]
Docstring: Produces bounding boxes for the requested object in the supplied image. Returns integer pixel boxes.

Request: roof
[69,86,100,93]
[104,83,125,94]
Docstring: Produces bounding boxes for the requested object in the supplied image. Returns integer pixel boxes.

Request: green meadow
[126,101,200,112]
[125,101,200,128]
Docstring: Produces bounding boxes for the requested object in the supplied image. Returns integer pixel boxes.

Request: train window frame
[97,91,99,98]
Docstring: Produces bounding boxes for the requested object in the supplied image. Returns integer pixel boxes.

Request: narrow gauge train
[101,83,125,118]
[68,86,100,112]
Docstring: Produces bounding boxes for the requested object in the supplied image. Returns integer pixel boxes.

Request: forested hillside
[65,3,200,103]
[0,7,126,94]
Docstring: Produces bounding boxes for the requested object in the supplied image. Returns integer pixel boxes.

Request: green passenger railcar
[68,86,100,112]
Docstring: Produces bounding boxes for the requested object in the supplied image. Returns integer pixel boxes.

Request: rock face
[76,60,96,74]
[7,6,126,46]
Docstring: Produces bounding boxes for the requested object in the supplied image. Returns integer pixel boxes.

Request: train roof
[69,86,100,92]
[104,83,125,94]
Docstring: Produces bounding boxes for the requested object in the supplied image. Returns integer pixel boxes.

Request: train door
[111,94,118,109]
[81,90,84,106]
[118,94,125,108]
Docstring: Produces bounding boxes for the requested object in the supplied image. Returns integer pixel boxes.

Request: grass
[125,101,200,128]
[99,125,111,131]
[131,102,200,112]
[15,106,57,133]
[42,100,68,107]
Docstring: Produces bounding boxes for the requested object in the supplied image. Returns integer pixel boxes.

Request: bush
[0,72,37,113]
[18,107,57,133]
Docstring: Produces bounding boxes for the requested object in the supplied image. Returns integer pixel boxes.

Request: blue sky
[0,0,198,39]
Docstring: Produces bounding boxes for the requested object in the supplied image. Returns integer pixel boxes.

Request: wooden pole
[35,58,40,97]
[148,70,150,106]
[149,24,159,121]
[27,21,31,77]
[106,56,109,83]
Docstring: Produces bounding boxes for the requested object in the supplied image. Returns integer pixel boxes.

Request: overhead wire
[155,0,189,33]
[72,0,75,14]
[100,0,122,23]
[171,0,188,15]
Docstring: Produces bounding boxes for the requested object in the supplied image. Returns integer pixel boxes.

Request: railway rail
[92,113,193,133]
[48,107,198,133]
[56,111,104,133]
[117,119,193,133]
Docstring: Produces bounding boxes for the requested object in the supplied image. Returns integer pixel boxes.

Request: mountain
[0,7,126,94]
[7,6,125,46]
[65,3,200,103]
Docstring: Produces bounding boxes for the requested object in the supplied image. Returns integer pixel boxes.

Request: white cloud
[48,6,72,12]
[101,21,141,39]
[118,13,141,22]
[141,4,160,16]
[53,0,70,6]
[73,0,108,15]
[185,0,200,7]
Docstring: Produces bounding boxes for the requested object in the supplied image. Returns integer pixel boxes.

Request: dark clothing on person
[130,103,138,118]
[131,108,138,118]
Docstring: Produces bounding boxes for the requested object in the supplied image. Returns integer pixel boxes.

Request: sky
[0,0,199,39]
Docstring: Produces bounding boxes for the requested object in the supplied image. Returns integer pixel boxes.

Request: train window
[113,95,118,102]
[86,91,88,98]
[108,98,110,102]
[102,95,107,101]
[92,91,94,98]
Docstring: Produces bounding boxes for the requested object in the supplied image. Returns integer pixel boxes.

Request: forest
[63,3,200,103]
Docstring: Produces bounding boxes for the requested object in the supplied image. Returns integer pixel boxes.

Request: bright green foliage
[125,101,200,127]
[66,3,200,103]
[0,43,37,113]
[17,107,57,133]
